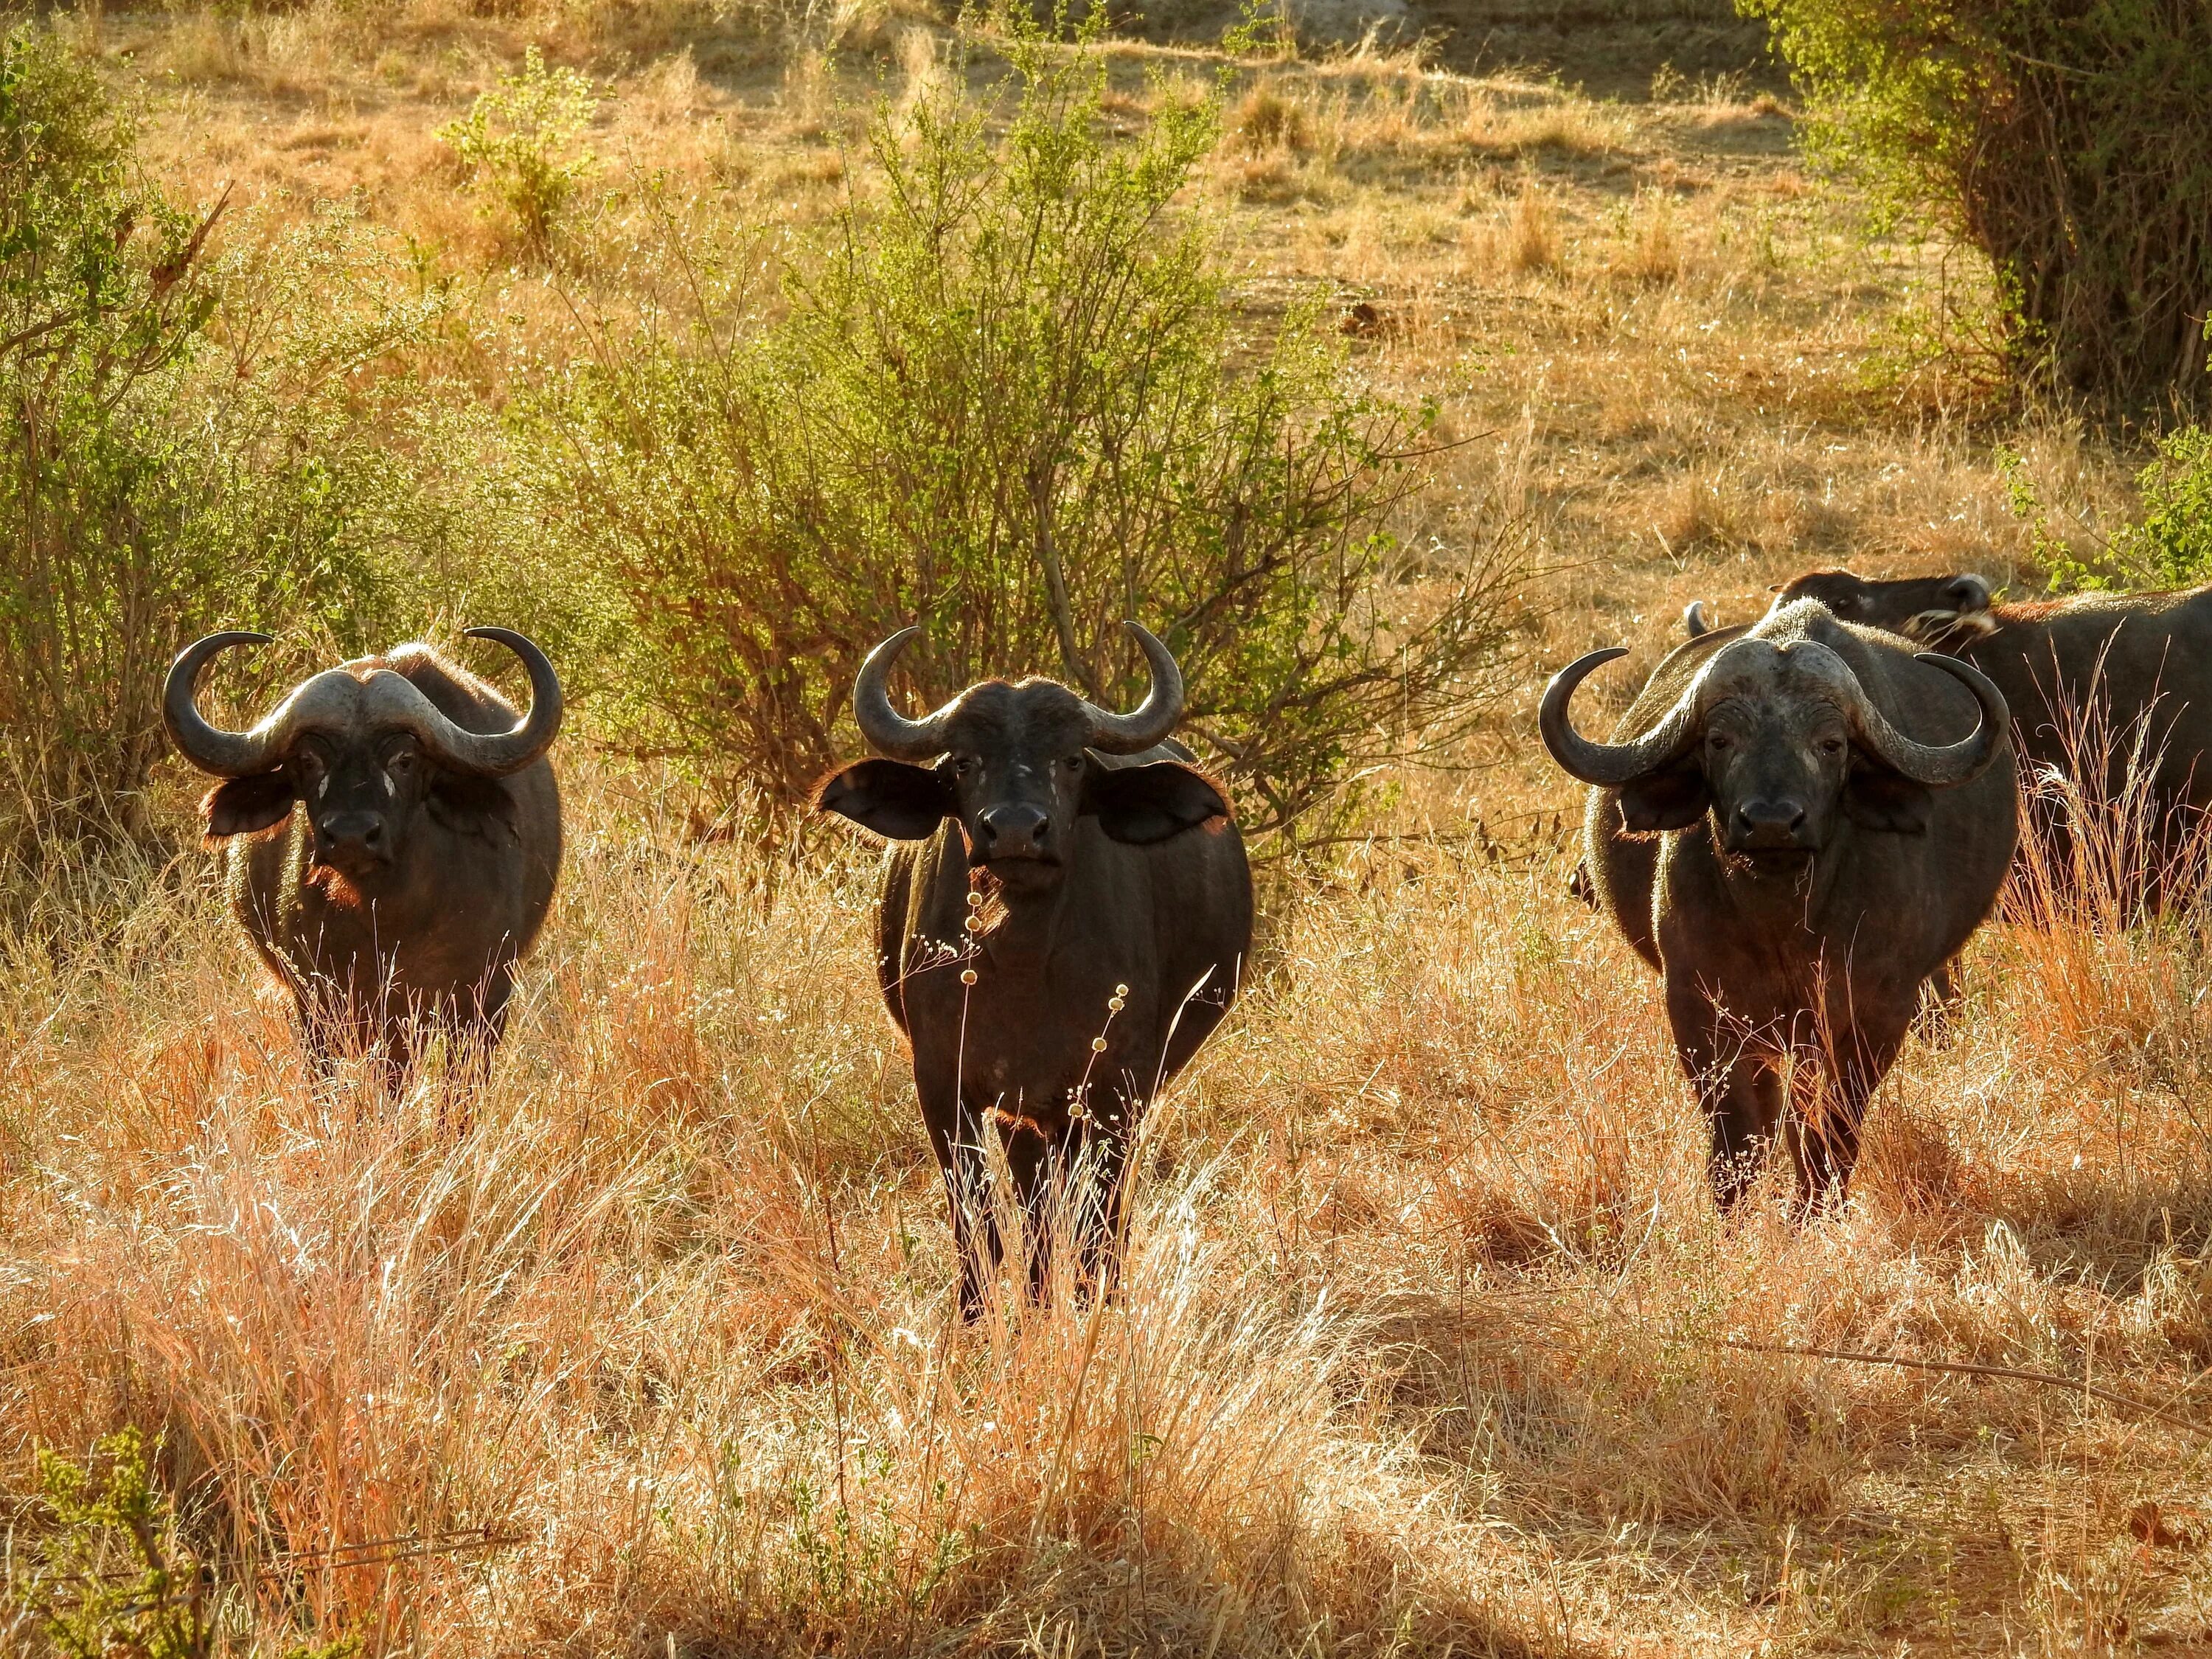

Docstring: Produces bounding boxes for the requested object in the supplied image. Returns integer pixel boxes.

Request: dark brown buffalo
[1545,601,2014,1207]
[815,623,1252,1314]
[164,629,563,1074]
[1763,569,2212,898]
[1692,570,1994,641]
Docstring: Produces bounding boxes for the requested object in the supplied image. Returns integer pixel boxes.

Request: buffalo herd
[156,566,2212,1306]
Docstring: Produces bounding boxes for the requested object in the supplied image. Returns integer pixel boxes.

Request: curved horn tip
[1539,645,1702,789]
[1559,645,1630,675]
[163,631,279,777]
[423,626,563,775]
[1915,649,2006,695]
[171,629,273,669]
[852,626,949,761]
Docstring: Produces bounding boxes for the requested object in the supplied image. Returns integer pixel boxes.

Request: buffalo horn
[852,627,956,760]
[1080,622,1185,754]
[163,627,562,779]
[425,627,564,776]
[1538,647,1703,787]
[1834,651,2008,787]
[164,631,278,776]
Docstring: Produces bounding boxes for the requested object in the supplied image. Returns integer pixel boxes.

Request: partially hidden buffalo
[1545,601,2015,1206]
[1682,571,1994,641]
[815,623,1252,1313]
[164,629,563,1074]
[1764,570,2212,898]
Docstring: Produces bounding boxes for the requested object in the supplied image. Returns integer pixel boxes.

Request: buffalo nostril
[1736,799,1807,841]
[979,805,1048,851]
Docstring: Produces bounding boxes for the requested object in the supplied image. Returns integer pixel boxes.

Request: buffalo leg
[1002,1120,1060,1304]
[922,1083,1001,1321]
[1787,1028,1900,1210]
[1701,1055,1787,1208]
[1667,987,1786,1208]
[1069,1100,1138,1302]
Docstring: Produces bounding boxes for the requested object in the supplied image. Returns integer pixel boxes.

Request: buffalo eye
[950,755,978,779]
[1706,732,1731,752]
[1819,737,1846,757]
[1060,754,1084,773]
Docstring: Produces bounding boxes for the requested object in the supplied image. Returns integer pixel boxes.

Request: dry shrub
[1504,178,1559,274]
[15,770,2212,1646]
[1651,463,1758,554]
[1232,83,1312,153]
[1610,186,1682,287]
[1995,695,2212,1073]
[1461,88,1627,161]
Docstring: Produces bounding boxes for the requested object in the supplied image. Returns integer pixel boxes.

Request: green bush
[2000,426,2212,592]
[0,27,564,858]
[13,1427,213,1659]
[1741,0,2212,407]
[2113,428,2212,585]
[1,24,241,839]
[529,17,1514,839]
[437,46,601,256]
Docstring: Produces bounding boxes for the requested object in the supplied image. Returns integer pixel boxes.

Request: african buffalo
[1733,571,1994,641]
[164,628,563,1075]
[1545,601,2014,1206]
[815,623,1252,1314]
[1748,569,2212,901]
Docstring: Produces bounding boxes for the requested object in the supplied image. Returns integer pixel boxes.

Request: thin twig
[1704,1337,2210,1439]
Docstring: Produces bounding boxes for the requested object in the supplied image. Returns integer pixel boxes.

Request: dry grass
[13,759,2212,1653]
[4,10,2204,1655]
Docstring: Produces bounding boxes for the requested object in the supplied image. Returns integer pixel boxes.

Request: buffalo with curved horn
[1546,601,2015,1207]
[816,623,1252,1315]
[165,629,564,1077]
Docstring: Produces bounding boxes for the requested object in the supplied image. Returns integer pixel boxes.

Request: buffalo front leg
[1001,1115,1062,1304]
[1068,1094,1139,1304]
[1787,1026,1902,1211]
[920,1080,1001,1321]
[1702,1054,1787,1208]
[1667,985,1785,1208]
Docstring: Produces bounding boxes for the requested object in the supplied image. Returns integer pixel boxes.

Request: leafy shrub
[529,18,1514,839]
[13,1427,213,1659]
[1,25,240,839]
[437,46,602,255]
[2114,428,2212,586]
[2000,427,2212,593]
[0,27,487,856]
[1741,0,2212,406]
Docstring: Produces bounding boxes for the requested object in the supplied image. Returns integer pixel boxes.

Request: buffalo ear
[1083,761,1230,844]
[1844,765,1934,834]
[201,773,294,841]
[428,771,518,833]
[815,759,953,840]
[1615,766,1710,835]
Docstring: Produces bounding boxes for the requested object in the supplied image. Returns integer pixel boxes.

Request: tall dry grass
[10,753,2212,1652]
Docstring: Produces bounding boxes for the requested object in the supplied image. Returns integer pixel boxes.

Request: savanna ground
[5,0,2209,1652]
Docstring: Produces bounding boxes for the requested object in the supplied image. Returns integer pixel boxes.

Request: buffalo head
[1770,569,1994,641]
[164,628,563,880]
[815,622,1228,886]
[1542,619,2008,856]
